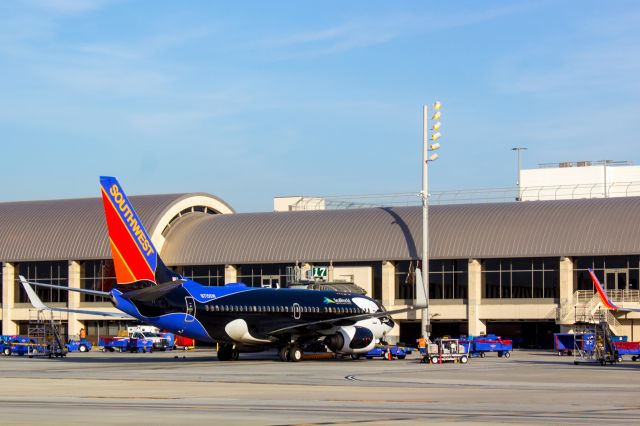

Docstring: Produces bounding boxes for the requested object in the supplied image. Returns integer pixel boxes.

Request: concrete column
[559,256,574,306]
[224,265,238,284]
[467,259,486,336]
[2,263,18,335]
[67,261,83,339]
[381,261,396,307]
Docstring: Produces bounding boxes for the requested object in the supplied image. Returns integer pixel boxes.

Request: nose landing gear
[217,344,239,361]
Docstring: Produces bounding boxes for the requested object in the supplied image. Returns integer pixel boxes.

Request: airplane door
[292,303,301,320]
[185,296,196,323]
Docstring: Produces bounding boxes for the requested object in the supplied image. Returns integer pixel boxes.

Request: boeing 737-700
[20,176,425,361]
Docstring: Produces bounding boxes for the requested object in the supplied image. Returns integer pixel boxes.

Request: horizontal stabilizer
[21,278,110,297]
[19,276,133,319]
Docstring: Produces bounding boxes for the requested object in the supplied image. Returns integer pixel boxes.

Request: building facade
[1,193,640,348]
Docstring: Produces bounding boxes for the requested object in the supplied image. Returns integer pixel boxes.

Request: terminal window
[483,258,559,299]
[15,261,68,303]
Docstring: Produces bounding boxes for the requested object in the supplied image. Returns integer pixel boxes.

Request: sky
[1,0,639,212]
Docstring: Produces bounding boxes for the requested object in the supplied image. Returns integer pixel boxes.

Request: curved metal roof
[0,193,233,262]
[162,197,640,265]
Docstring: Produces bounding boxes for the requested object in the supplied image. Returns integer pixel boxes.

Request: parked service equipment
[460,334,513,358]
[66,338,92,353]
[422,338,469,364]
[612,341,640,361]
[554,333,575,356]
[363,344,413,360]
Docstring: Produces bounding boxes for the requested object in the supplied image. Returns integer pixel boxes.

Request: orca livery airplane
[20,176,424,361]
[589,268,640,313]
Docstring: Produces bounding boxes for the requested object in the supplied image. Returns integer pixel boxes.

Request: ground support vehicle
[100,336,154,353]
[554,333,575,356]
[612,341,640,361]
[66,338,92,353]
[174,335,196,350]
[460,335,513,358]
[127,338,155,353]
[101,337,130,352]
[128,326,170,351]
[573,323,619,366]
[422,338,469,364]
[1,336,52,357]
[363,344,412,360]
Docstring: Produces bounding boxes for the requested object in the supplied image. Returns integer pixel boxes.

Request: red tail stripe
[101,191,155,283]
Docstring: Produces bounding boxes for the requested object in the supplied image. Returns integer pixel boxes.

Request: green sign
[312,267,328,279]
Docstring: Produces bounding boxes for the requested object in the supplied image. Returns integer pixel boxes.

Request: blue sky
[1,0,639,211]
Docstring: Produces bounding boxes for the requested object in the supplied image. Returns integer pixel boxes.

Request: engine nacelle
[325,326,376,354]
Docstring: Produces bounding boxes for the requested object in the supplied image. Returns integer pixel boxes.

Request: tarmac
[0,349,639,425]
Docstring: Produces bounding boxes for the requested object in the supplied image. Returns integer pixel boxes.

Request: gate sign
[312,267,328,280]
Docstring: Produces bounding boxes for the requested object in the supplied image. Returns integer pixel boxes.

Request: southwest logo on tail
[588,268,640,312]
[100,176,176,287]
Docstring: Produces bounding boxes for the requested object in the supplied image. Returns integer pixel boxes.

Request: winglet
[588,268,620,310]
[19,275,48,310]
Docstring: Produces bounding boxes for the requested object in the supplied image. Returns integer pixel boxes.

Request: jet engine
[324,326,376,354]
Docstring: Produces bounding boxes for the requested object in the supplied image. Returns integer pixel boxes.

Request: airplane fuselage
[110,280,393,351]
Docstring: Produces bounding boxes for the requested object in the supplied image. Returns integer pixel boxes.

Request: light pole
[420,102,441,342]
[511,147,527,200]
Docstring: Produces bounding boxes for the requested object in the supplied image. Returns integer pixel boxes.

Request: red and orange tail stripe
[100,185,156,285]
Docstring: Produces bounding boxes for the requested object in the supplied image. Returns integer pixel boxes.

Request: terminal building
[1,190,640,348]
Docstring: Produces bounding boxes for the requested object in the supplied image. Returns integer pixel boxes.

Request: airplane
[19,176,426,362]
[589,267,640,312]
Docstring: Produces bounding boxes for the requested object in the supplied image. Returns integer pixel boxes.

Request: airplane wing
[589,268,640,312]
[19,276,133,319]
[267,268,428,336]
[266,305,421,335]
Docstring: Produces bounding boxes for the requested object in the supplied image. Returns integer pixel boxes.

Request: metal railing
[288,181,640,211]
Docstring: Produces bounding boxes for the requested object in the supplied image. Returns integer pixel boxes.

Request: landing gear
[278,346,290,362]
[217,344,239,361]
[279,344,303,362]
[289,346,303,362]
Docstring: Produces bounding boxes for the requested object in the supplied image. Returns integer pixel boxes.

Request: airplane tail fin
[588,268,620,310]
[99,176,178,288]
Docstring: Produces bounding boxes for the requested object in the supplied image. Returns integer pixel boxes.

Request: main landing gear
[217,344,239,361]
[278,344,303,362]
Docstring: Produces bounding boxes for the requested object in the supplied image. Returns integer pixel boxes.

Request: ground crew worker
[79,328,87,339]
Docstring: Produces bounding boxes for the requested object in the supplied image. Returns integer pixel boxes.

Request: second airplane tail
[100,176,179,287]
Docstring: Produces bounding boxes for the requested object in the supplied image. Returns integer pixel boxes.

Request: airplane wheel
[350,354,360,360]
[278,347,290,362]
[231,348,239,361]
[289,346,303,362]
[217,345,233,361]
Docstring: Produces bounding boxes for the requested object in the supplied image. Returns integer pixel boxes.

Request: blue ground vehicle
[363,344,413,360]
[66,339,92,353]
[100,336,154,353]
[460,335,513,358]
[1,335,47,356]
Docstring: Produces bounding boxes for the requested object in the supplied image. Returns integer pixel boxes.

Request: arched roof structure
[0,193,233,262]
[161,197,640,265]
